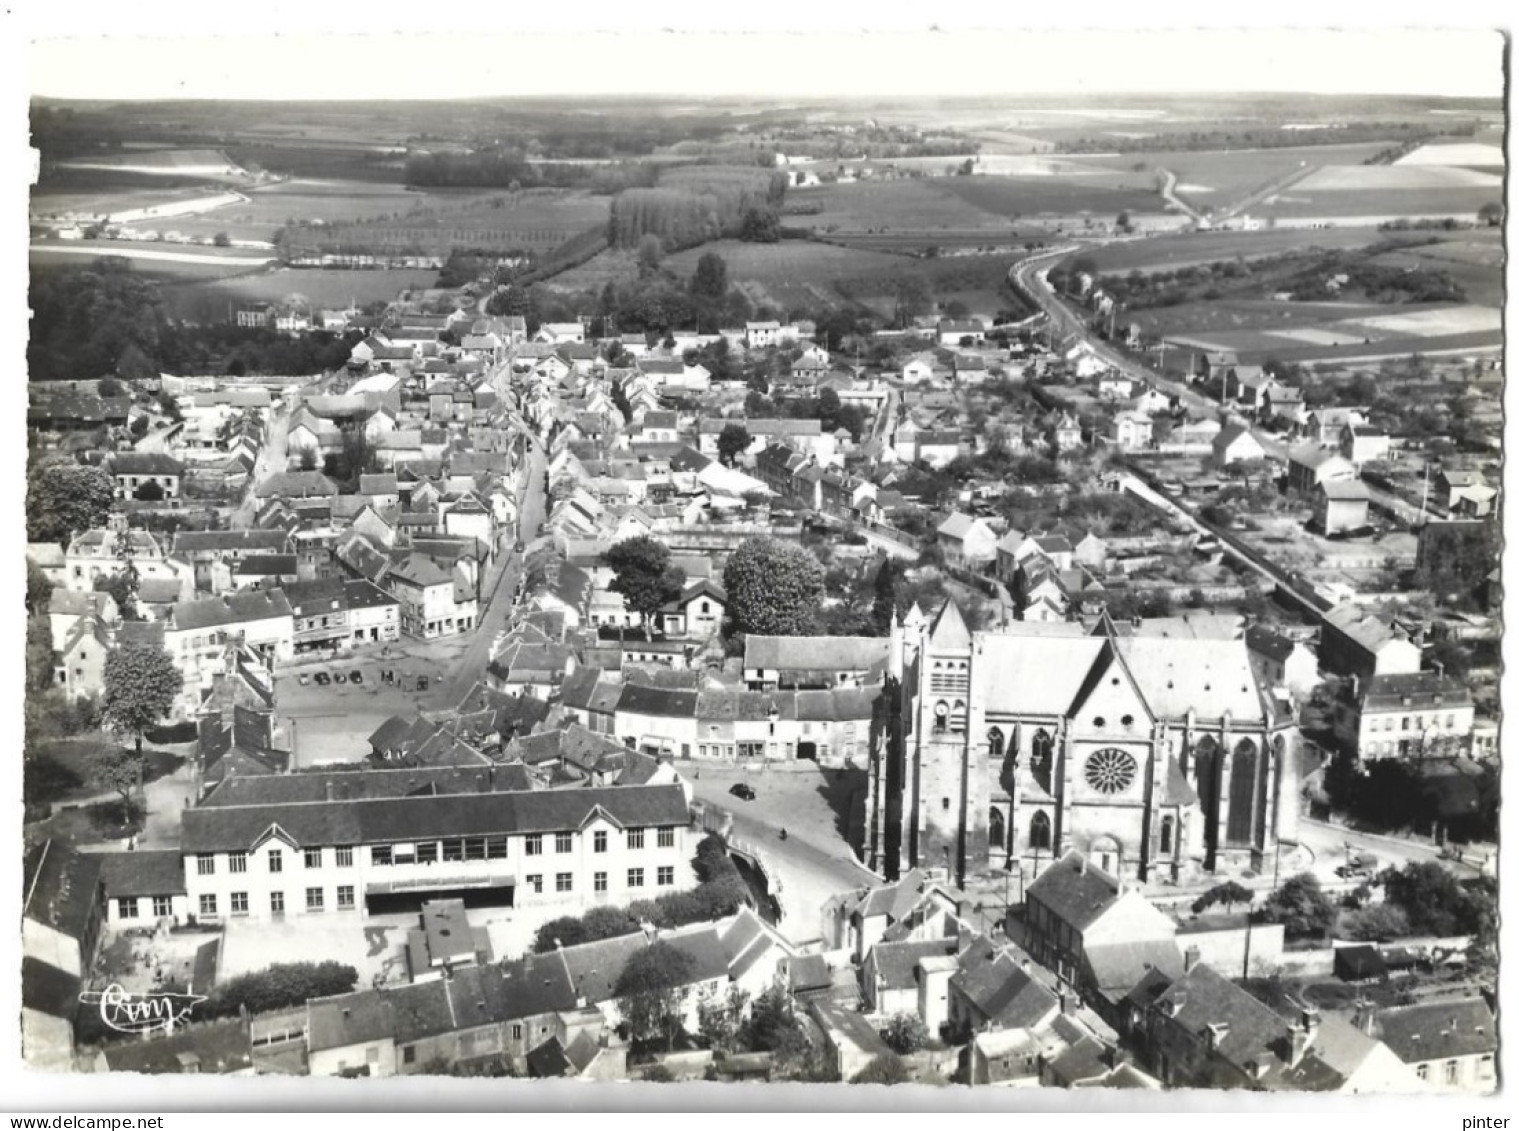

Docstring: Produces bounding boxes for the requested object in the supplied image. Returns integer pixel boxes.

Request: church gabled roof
[929,599,972,651]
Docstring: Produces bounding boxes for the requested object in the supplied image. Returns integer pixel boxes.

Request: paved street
[231,398,290,530]
[678,760,881,942]
[435,436,547,710]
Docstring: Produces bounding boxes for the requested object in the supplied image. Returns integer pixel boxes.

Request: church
[865,602,1301,888]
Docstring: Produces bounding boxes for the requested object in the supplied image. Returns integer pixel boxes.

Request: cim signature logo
[79,983,206,1036]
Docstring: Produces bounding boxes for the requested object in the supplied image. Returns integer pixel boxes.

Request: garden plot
[1265,327,1370,347]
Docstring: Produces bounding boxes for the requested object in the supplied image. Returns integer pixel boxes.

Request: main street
[231,398,291,529]
[433,433,548,710]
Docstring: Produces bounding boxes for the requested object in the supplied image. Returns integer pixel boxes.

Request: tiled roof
[181,784,689,852]
[1027,851,1120,932]
[1375,998,1496,1063]
[97,850,187,897]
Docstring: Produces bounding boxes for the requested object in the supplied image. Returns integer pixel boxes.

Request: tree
[723,537,826,636]
[740,983,811,1071]
[26,616,55,695]
[1379,860,1483,937]
[817,387,842,432]
[133,479,165,502]
[697,983,750,1053]
[637,234,665,276]
[101,643,183,761]
[738,208,779,243]
[94,570,142,622]
[716,422,753,467]
[87,743,140,813]
[691,252,729,300]
[212,231,232,247]
[297,447,319,472]
[640,1065,676,1083]
[882,1012,929,1055]
[1339,903,1411,942]
[852,1053,911,1086]
[890,271,933,329]
[26,459,115,546]
[614,941,694,1051]
[1191,880,1254,916]
[208,961,358,1018]
[26,559,53,616]
[606,535,685,625]
[872,557,899,635]
[1116,210,1133,233]
[1477,201,1503,227]
[1260,873,1336,940]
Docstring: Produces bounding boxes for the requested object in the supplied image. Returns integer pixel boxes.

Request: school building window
[199,894,218,917]
[525,835,543,856]
[628,868,645,888]
[627,828,645,849]
[658,866,675,886]
[555,832,573,853]
[196,854,215,876]
[228,852,247,874]
[152,896,173,918]
[230,892,249,916]
[593,831,608,853]
[304,848,322,869]
[336,846,354,868]
[528,875,543,894]
[337,886,356,910]
[555,873,573,893]
[268,850,283,873]
[306,888,325,912]
[658,827,675,848]
[117,898,139,920]
[594,872,608,893]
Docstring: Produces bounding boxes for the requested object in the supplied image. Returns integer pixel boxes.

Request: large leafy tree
[614,941,694,1051]
[1260,873,1336,940]
[716,423,753,466]
[26,460,115,546]
[1379,860,1485,937]
[606,535,685,624]
[1191,881,1254,916]
[690,252,728,300]
[723,537,826,636]
[88,743,140,812]
[102,642,183,760]
[872,557,899,635]
[739,983,811,1071]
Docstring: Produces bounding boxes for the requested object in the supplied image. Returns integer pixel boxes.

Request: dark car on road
[729,783,757,801]
[313,672,331,687]
[333,672,347,685]
[351,671,364,685]
[418,675,430,691]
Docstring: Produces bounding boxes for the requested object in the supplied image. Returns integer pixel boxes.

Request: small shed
[1334,945,1388,984]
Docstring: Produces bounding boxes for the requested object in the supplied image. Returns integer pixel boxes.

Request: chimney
[1183,946,1201,974]
[1078,856,1087,876]
[1352,1002,1377,1036]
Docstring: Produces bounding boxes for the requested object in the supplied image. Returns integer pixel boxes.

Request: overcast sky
[26,24,1507,101]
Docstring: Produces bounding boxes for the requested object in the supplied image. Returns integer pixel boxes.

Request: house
[901,354,938,383]
[22,957,79,1070]
[1287,445,1357,495]
[94,1016,255,1075]
[1319,603,1422,682]
[1109,411,1153,451]
[1097,373,1135,401]
[936,513,998,570]
[743,635,888,690]
[822,868,958,964]
[386,553,477,639]
[1340,424,1392,469]
[1050,413,1083,454]
[861,936,959,1018]
[1370,998,1497,1093]
[948,935,1062,1039]
[746,321,781,349]
[98,849,190,927]
[1343,671,1475,762]
[1438,470,1498,518]
[1211,423,1267,467]
[938,319,986,347]
[109,452,185,500]
[1315,478,1372,535]
[1141,962,1423,1092]
[1304,407,1368,447]
[1244,625,1320,701]
[27,542,67,588]
[658,579,726,641]
[810,1000,896,1081]
[1024,853,1182,1025]
[23,839,105,979]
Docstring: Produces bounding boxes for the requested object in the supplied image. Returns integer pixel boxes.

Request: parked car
[333,672,347,685]
[313,672,332,687]
[351,671,364,685]
[298,674,310,687]
[729,783,757,801]
[417,675,430,691]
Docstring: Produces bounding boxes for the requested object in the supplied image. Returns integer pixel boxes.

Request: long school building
[180,784,694,922]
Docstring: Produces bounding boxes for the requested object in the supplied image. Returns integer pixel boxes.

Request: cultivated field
[1084,228,1389,274]
[1396,142,1505,167]
[788,179,1016,234]
[1292,165,1502,191]
[1075,142,1393,203]
[30,240,275,278]
[1253,181,1499,221]
[936,173,1168,218]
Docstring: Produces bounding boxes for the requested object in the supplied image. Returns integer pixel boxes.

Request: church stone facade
[865,603,1301,888]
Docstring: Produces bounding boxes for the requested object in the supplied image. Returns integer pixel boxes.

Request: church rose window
[1084,748,1137,795]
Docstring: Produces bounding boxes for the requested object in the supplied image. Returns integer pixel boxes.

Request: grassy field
[935,173,1168,217]
[160,178,444,241]
[30,243,272,280]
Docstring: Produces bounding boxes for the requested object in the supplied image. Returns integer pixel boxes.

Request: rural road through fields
[434,438,547,710]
